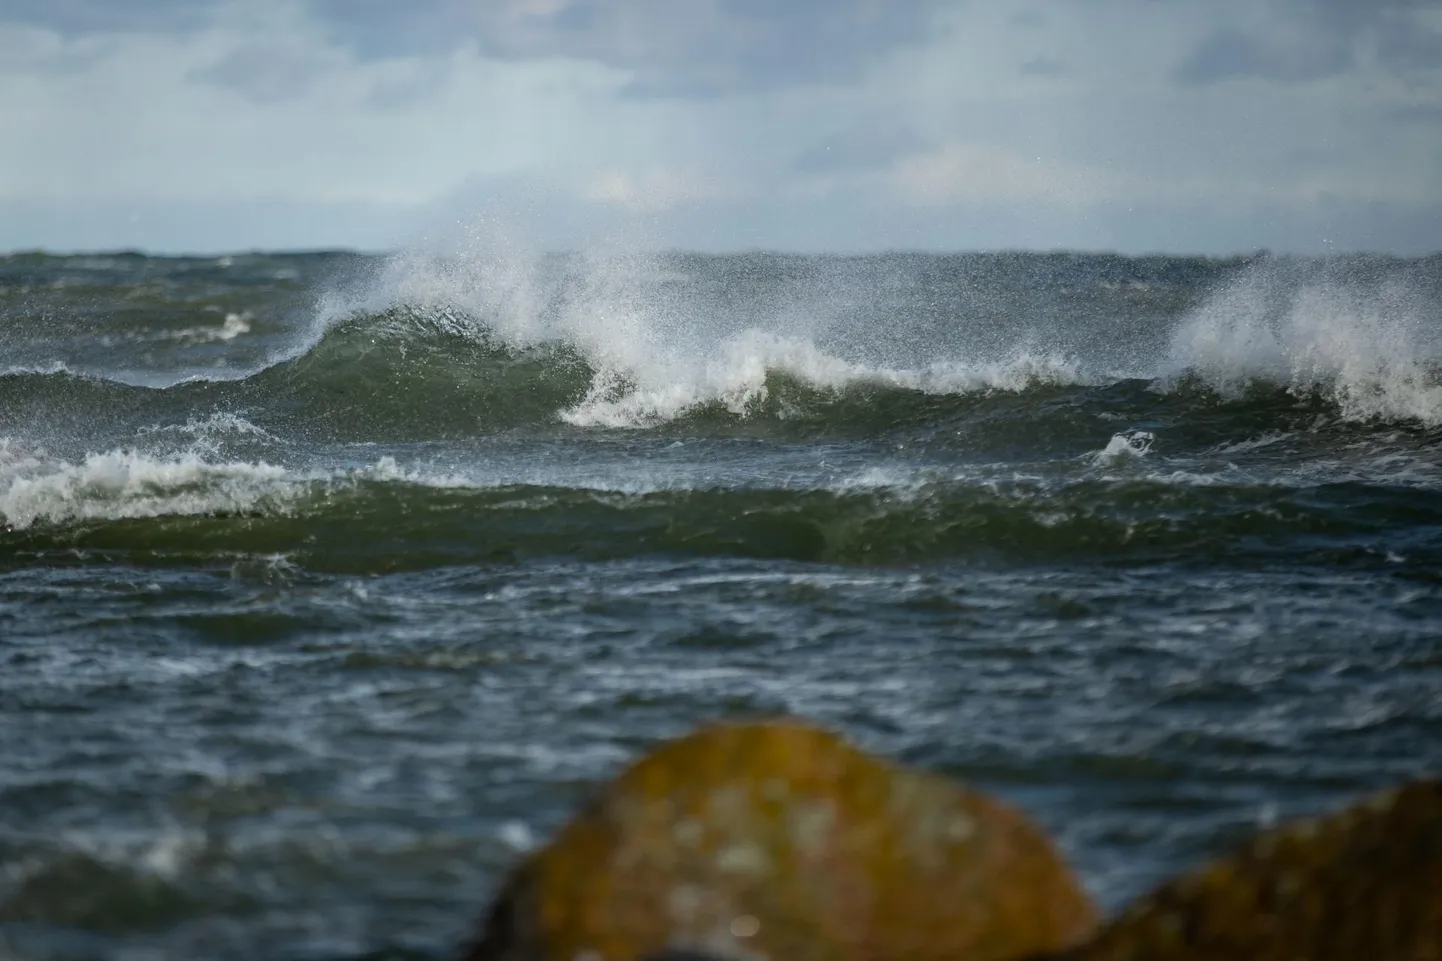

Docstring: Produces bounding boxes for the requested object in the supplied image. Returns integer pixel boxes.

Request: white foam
[559,344,1087,428]
[0,449,297,530]
[0,446,508,530]
[836,465,928,493]
[0,446,689,530]
[138,413,276,442]
[1091,430,1154,465]
[1209,431,1292,455]
[1164,261,1442,425]
[0,360,74,378]
[169,311,253,345]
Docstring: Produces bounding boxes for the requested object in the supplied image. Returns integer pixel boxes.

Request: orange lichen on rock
[461,719,1097,961]
[1042,777,1442,961]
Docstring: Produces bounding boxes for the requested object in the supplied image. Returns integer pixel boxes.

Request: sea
[1,245,1440,960]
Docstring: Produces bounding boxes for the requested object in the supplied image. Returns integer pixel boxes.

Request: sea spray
[1164,256,1442,425]
[307,244,1106,430]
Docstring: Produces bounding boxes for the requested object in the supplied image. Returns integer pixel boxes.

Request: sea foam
[0,448,298,530]
[1164,258,1442,425]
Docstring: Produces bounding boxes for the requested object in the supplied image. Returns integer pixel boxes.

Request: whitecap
[1163,259,1442,425]
[1090,430,1155,465]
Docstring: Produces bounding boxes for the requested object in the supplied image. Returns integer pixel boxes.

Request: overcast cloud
[1,0,1439,254]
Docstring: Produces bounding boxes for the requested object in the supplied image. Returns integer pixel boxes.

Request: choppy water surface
[2,247,1440,960]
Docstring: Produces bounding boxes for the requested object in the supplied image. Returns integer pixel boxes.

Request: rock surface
[1041,777,1442,961]
[461,719,1097,961]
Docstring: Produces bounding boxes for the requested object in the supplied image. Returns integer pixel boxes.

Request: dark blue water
[2,248,1440,960]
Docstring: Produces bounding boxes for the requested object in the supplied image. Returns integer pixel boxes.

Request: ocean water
[1,245,1440,960]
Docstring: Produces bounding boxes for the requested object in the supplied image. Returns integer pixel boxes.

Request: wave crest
[0,447,297,530]
[1165,258,1442,425]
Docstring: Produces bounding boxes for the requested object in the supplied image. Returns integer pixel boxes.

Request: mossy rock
[462,719,1097,961]
[1046,778,1442,961]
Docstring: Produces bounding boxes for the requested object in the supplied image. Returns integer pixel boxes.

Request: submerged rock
[461,719,1096,961]
[1045,777,1442,961]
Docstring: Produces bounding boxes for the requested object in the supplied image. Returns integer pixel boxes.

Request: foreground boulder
[462,719,1097,961]
[1042,777,1442,961]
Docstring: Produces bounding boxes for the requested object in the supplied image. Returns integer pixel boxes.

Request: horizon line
[4,245,1439,261]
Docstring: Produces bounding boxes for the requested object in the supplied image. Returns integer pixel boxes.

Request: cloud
[364,61,454,110]
[1,0,949,97]
[791,120,930,175]
[1173,25,1353,85]
[1391,103,1442,124]
[1172,0,1442,86]
[189,40,332,103]
[0,0,225,35]
[1018,56,1068,78]
[0,23,111,73]
[0,0,1439,255]
[1376,20,1442,71]
[887,142,1117,208]
[581,168,731,212]
[309,0,949,96]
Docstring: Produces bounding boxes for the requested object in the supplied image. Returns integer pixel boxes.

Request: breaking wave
[1163,256,1442,425]
[6,250,1440,443]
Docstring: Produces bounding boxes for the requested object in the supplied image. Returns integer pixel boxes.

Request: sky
[1,0,1440,255]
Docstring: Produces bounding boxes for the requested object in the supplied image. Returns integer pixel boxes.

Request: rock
[1042,777,1442,961]
[461,719,1097,961]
